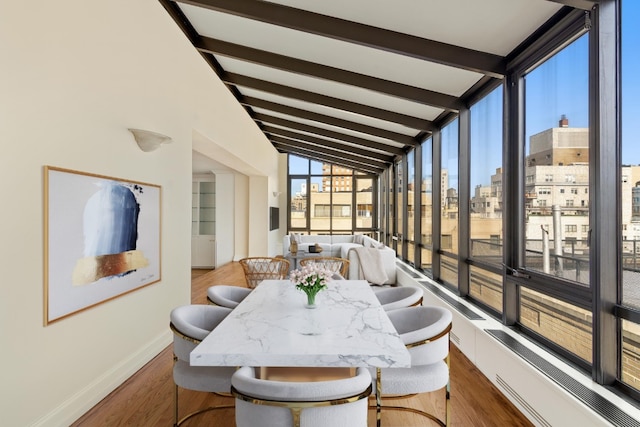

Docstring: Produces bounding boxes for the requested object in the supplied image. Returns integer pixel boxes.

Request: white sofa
[283,234,396,285]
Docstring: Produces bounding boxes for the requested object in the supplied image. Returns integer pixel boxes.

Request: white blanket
[351,247,389,285]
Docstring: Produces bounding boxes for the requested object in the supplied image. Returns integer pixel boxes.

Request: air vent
[487,330,640,427]
[496,374,552,427]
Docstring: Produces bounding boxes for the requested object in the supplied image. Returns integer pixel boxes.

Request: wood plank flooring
[72,263,533,426]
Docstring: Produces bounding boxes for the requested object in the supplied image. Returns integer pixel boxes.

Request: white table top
[190,279,410,369]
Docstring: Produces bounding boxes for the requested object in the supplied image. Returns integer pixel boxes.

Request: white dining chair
[231,366,372,427]
[373,286,423,311]
[372,305,453,426]
[170,304,236,426]
[207,285,252,309]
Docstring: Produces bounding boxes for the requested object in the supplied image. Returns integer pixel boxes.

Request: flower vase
[305,292,318,309]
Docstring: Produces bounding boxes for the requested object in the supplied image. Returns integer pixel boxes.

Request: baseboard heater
[486,329,640,427]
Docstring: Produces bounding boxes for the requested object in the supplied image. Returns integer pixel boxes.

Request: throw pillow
[353,235,364,245]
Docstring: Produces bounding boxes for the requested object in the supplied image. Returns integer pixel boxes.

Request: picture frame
[44,166,161,325]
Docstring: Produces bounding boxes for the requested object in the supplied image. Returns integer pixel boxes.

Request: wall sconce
[128,128,172,152]
[272,191,282,198]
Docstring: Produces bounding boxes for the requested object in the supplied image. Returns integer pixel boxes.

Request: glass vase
[305,292,317,309]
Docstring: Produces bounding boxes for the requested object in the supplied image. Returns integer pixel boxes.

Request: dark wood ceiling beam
[545,0,597,11]
[264,129,392,163]
[241,96,420,145]
[273,144,382,173]
[272,142,383,174]
[174,0,506,77]
[270,135,388,168]
[256,113,404,156]
[261,124,403,158]
[196,37,463,112]
[224,73,434,131]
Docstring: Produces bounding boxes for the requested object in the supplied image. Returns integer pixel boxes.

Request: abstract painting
[44,166,161,325]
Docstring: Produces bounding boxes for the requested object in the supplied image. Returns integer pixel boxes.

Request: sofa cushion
[340,243,362,259]
[331,235,355,244]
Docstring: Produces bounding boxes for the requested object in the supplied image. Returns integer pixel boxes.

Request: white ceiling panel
[161,0,582,173]
[265,0,563,54]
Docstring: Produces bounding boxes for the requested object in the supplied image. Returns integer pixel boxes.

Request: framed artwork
[44,166,161,325]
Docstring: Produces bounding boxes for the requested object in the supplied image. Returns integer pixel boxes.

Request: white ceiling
[161,0,592,174]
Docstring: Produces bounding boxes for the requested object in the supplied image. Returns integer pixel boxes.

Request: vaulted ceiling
[159,0,596,174]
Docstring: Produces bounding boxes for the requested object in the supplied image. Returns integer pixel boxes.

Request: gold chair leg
[290,408,302,427]
[376,368,382,427]
[174,383,179,427]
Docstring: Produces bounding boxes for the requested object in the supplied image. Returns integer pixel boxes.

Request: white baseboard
[30,331,172,427]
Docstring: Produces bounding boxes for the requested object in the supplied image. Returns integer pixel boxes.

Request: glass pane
[290,178,307,229]
[421,247,433,275]
[289,155,309,174]
[356,178,373,229]
[396,161,404,259]
[621,319,640,390]
[309,176,326,231]
[622,0,640,309]
[311,160,324,175]
[440,254,458,288]
[421,137,433,270]
[388,169,394,246]
[470,86,503,265]
[470,266,502,313]
[406,242,415,265]
[332,176,352,231]
[520,288,592,363]
[441,119,459,256]
[523,35,590,286]
[407,150,416,244]
[332,165,352,175]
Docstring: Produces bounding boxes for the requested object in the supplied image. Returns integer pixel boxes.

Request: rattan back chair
[239,257,291,289]
[298,256,350,279]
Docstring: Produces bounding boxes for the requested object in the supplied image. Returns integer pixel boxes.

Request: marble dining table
[190,279,410,369]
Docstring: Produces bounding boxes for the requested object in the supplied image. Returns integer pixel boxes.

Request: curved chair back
[232,366,372,427]
[374,286,423,311]
[298,256,350,278]
[387,306,452,366]
[170,304,232,361]
[375,305,453,426]
[169,304,235,426]
[207,285,252,309]
[239,257,291,289]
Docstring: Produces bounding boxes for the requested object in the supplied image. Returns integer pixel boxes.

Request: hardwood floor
[72,263,533,426]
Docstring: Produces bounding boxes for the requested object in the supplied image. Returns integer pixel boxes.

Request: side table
[285,251,323,271]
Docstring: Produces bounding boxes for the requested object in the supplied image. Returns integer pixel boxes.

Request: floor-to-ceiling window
[395,159,404,258]
[620,0,640,394]
[287,154,377,235]
[440,119,459,289]
[469,86,504,313]
[519,33,592,365]
[406,149,416,265]
[421,137,434,274]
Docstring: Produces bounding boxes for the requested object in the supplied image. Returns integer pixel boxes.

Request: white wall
[0,1,279,425]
